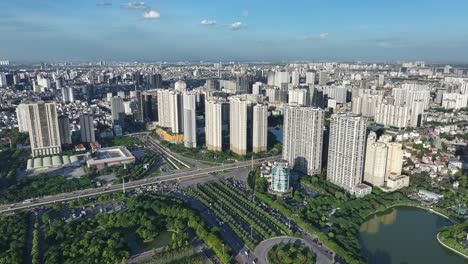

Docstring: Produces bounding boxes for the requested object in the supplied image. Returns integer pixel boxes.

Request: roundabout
[253,236,333,264]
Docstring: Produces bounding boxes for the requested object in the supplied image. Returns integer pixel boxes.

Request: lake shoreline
[360,205,465,264]
[436,233,468,260]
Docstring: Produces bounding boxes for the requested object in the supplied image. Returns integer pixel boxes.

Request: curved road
[254,236,334,264]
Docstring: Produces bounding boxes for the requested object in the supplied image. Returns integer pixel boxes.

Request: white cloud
[143,10,160,19]
[228,22,245,30]
[201,19,217,26]
[319,33,329,39]
[241,10,249,17]
[96,1,112,6]
[121,2,147,9]
[299,32,330,40]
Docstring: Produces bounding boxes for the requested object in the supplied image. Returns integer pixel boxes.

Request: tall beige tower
[252,104,268,153]
[205,98,228,151]
[386,142,403,177]
[364,132,388,186]
[229,96,253,156]
[183,92,197,148]
[19,101,62,157]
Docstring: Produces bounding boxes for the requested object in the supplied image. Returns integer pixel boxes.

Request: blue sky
[1,0,468,62]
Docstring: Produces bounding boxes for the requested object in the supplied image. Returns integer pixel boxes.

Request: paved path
[254,236,334,264]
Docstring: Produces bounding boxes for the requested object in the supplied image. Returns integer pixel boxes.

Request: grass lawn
[127,230,172,254]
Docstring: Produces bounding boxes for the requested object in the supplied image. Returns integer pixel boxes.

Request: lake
[359,206,466,264]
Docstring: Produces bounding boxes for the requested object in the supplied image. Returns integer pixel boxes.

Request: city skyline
[2,0,468,62]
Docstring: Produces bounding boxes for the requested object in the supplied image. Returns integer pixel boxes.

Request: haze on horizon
[1,0,468,63]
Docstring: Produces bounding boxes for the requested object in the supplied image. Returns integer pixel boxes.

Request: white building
[253,104,268,153]
[288,89,308,106]
[282,105,324,175]
[327,114,368,193]
[111,96,125,125]
[205,98,228,151]
[229,96,253,156]
[305,72,315,85]
[16,104,30,132]
[183,92,197,148]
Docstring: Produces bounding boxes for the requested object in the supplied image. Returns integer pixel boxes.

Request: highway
[0,155,280,214]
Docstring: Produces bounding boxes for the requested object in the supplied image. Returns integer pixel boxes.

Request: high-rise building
[363,132,387,186]
[236,75,249,94]
[16,104,30,132]
[305,72,315,85]
[288,89,308,106]
[252,104,268,153]
[282,105,324,175]
[0,73,7,87]
[111,96,125,126]
[169,91,184,134]
[62,87,74,103]
[80,114,95,143]
[291,71,300,86]
[19,102,61,157]
[275,71,289,87]
[146,73,162,89]
[363,132,407,191]
[205,98,228,151]
[139,91,158,122]
[229,96,253,156]
[386,142,403,178]
[318,71,328,85]
[409,100,425,127]
[157,89,184,134]
[327,114,367,192]
[270,161,290,193]
[374,103,408,129]
[58,116,72,145]
[183,92,197,148]
[378,74,385,86]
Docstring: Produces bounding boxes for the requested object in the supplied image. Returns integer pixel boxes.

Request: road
[253,236,334,264]
[0,155,280,214]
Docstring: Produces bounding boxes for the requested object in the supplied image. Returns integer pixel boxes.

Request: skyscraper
[80,114,95,143]
[62,87,74,103]
[318,71,328,85]
[229,96,253,156]
[363,132,387,186]
[183,92,197,148]
[306,72,315,85]
[139,90,158,122]
[111,96,125,126]
[58,116,72,145]
[409,99,425,127]
[157,89,184,134]
[327,114,367,192]
[205,98,228,151]
[18,101,61,157]
[16,104,29,132]
[252,104,268,153]
[288,89,308,106]
[270,161,290,193]
[282,105,324,175]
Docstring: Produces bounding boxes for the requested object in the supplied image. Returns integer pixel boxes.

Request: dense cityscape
[1,1,468,264]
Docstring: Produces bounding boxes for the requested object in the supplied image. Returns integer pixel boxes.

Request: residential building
[282,105,324,175]
[327,114,367,192]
